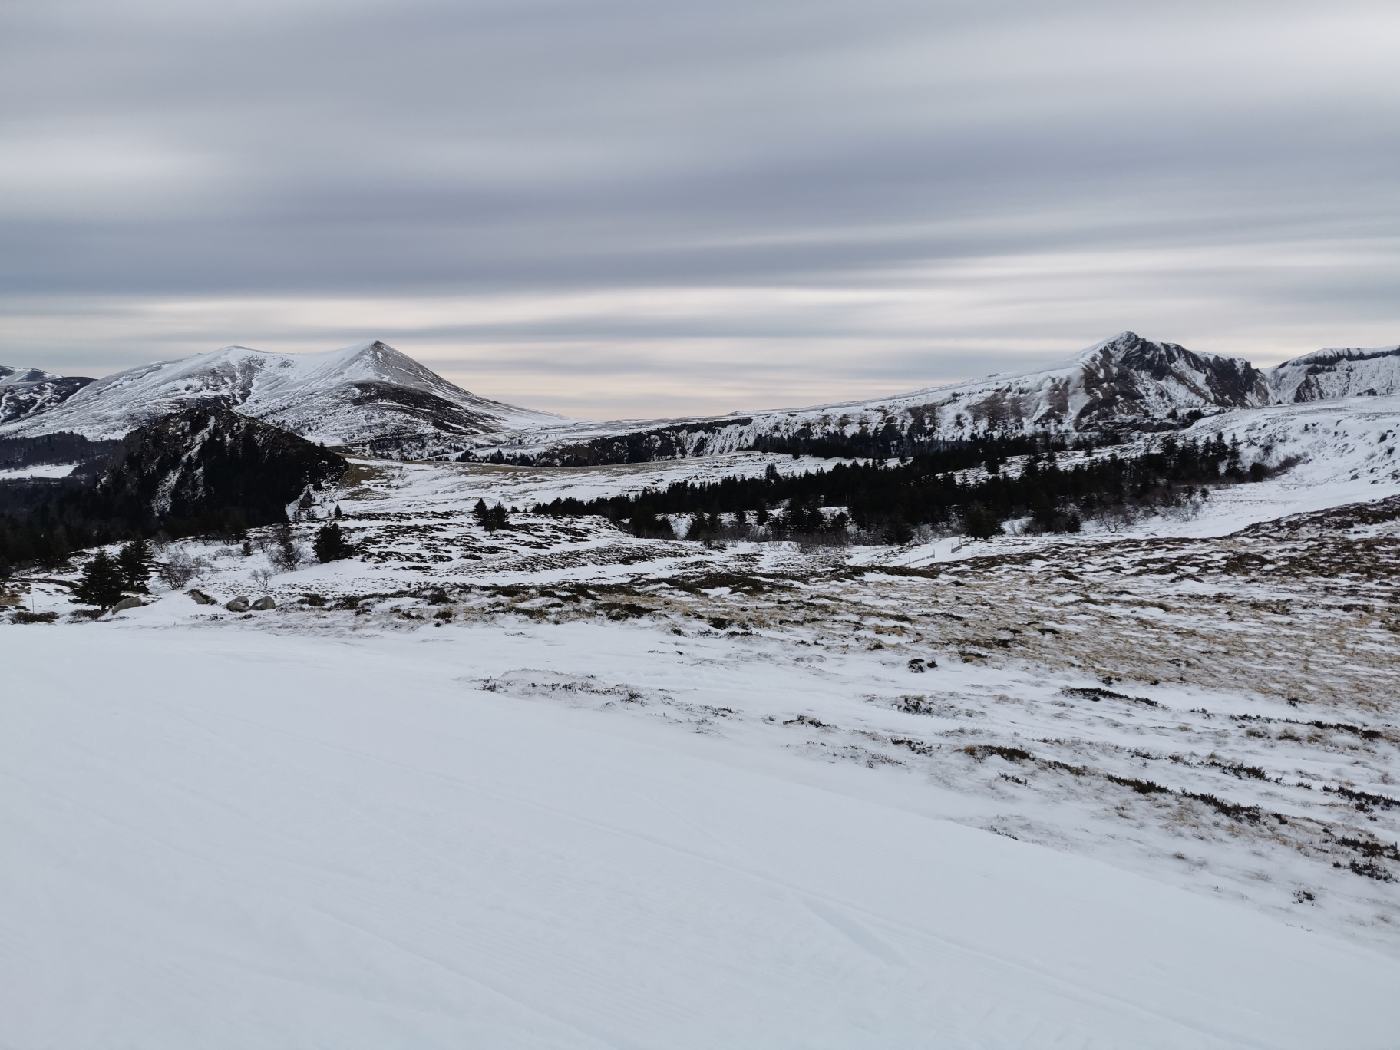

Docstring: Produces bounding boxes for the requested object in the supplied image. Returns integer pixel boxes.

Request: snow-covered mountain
[0,365,94,427]
[1269,345,1400,403]
[0,341,557,454]
[479,331,1274,464]
[9,331,1399,466]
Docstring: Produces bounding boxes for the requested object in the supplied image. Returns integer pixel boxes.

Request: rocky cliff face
[1269,345,1400,403]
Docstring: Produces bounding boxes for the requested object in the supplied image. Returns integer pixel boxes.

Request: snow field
[5,624,1400,1049]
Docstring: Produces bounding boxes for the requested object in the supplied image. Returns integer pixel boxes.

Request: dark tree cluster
[0,432,119,470]
[459,418,755,467]
[70,539,154,608]
[0,407,347,571]
[472,499,511,531]
[749,420,1100,463]
[537,434,1278,543]
[313,522,354,562]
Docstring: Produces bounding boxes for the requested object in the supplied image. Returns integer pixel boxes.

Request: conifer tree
[270,522,302,571]
[74,551,125,608]
[116,538,154,593]
[313,522,353,563]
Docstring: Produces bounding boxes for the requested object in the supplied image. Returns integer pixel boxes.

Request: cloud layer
[4,0,1398,417]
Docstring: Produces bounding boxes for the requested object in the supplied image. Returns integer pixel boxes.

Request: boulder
[225,596,250,612]
[187,589,217,606]
[251,596,277,610]
[111,596,145,612]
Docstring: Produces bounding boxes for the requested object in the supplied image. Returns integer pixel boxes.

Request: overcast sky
[3,0,1398,419]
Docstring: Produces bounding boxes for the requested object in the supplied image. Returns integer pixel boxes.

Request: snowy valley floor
[4,452,1400,1048]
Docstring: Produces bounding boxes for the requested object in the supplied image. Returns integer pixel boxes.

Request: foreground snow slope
[4,625,1398,1049]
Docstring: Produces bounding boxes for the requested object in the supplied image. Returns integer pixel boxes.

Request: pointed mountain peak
[1077,331,1156,362]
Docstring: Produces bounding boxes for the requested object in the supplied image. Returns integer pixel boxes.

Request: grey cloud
[1,0,1398,417]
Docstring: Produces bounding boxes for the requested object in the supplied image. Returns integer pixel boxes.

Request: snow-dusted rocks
[0,364,94,427]
[1270,344,1400,403]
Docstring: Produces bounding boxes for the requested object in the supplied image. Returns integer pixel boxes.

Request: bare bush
[156,548,198,588]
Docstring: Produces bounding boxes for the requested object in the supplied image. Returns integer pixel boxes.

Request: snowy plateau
[3,332,1400,1049]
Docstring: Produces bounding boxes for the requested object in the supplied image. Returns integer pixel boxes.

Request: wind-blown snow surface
[5,624,1399,1050]
[0,340,556,449]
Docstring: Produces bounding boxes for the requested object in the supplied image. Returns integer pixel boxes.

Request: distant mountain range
[476,331,1400,464]
[3,332,1398,461]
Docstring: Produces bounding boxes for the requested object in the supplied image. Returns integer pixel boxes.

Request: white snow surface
[5,623,1399,1049]
[0,461,77,480]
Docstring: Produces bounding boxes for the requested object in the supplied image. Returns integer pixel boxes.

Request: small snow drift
[0,340,557,456]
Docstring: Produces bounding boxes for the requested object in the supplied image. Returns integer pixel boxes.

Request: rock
[225,596,250,612]
[111,596,145,612]
[251,596,277,610]
[187,589,217,605]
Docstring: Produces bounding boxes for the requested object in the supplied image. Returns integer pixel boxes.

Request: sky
[3,0,1398,420]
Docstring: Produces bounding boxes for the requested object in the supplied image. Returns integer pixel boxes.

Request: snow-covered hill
[0,365,93,427]
[0,341,558,454]
[480,331,1274,463]
[1270,345,1400,403]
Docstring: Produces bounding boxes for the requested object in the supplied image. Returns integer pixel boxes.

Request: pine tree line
[537,434,1282,543]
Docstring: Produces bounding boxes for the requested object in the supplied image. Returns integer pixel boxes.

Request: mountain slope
[0,341,557,454]
[0,365,94,427]
[1270,345,1400,403]
[479,331,1273,464]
